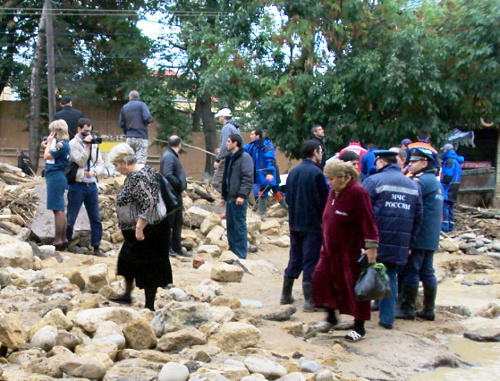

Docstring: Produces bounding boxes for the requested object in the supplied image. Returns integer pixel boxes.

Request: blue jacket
[119,99,153,139]
[441,150,464,202]
[286,159,329,234]
[362,164,423,266]
[244,138,279,187]
[361,148,377,180]
[410,168,444,251]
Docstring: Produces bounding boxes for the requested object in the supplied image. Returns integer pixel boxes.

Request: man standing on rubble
[244,129,287,216]
[54,95,85,140]
[221,134,254,259]
[397,147,443,321]
[212,108,242,193]
[66,118,105,257]
[440,143,464,233]
[160,135,190,257]
[281,140,329,311]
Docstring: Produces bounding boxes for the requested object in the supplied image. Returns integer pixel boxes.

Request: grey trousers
[212,157,225,194]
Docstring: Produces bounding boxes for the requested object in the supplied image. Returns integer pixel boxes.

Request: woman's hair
[108,143,137,165]
[323,159,360,183]
[48,120,69,141]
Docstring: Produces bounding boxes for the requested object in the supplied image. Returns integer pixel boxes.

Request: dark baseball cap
[60,96,72,105]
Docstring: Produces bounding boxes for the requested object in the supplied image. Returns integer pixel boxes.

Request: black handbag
[156,172,181,215]
[65,162,79,184]
[354,263,392,301]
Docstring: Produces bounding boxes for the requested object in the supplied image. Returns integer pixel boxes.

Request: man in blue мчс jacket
[362,150,423,329]
[397,147,444,322]
[281,140,329,312]
[244,129,287,216]
[221,134,254,259]
[119,90,153,164]
[440,143,464,233]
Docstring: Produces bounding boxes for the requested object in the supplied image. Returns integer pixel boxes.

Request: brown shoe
[92,249,107,257]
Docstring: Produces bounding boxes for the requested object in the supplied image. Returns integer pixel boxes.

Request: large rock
[0,234,34,269]
[31,325,58,351]
[157,327,207,352]
[56,330,83,351]
[267,203,287,218]
[0,312,26,349]
[151,301,214,337]
[260,220,281,235]
[64,269,86,290]
[103,358,162,381]
[122,318,157,350]
[198,245,222,257]
[268,236,290,248]
[209,322,261,352]
[92,320,126,348]
[59,356,107,379]
[464,328,500,342]
[211,263,244,283]
[205,225,226,245]
[440,239,460,252]
[246,218,262,235]
[75,342,118,361]
[41,308,73,331]
[243,355,287,380]
[186,206,212,228]
[23,357,62,378]
[73,307,140,334]
[198,279,223,302]
[200,213,222,235]
[260,305,297,322]
[159,362,190,381]
[87,263,109,292]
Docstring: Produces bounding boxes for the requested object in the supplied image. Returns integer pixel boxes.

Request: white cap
[215,108,232,118]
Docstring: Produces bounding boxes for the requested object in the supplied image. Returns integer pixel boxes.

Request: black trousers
[169,204,183,252]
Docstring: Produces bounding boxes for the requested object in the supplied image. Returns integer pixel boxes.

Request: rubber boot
[278,198,288,211]
[416,286,437,321]
[258,197,268,217]
[303,282,321,312]
[280,277,294,305]
[395,285,418,320]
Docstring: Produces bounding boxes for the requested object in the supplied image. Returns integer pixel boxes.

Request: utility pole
[45,0,56,122]
[28,0,49,172]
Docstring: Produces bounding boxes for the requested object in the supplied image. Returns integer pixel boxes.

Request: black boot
[416,286,437,321]
[280,277,294,305]
[303,282,321,312]
[395,285,418,320]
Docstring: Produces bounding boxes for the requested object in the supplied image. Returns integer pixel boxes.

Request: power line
[0,9,225,17]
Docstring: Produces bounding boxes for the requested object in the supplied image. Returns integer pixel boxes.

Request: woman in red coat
[312,159,379,341]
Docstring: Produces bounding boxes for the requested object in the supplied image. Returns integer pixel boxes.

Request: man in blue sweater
[397,147,444,321]
[281,140,329,311]
[440,143,464,232]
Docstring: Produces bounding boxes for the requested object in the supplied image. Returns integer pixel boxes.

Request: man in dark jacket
[310,125,327,168]
[17,149,34,176]
[160,135,189,257]
[54,96,85,139]
[362,150,423,329]
[119,90,153,164]
[281,140,329,311]
[397,147,444,321]
[221,134,254,259]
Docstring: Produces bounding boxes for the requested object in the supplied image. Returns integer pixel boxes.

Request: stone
[60,356,107,379]
[103,358,162,381]
[193,256,206,269]
[267,203,287,218]
[243,355,287,379]
[440,239,460,252]
[280,322,305,337]
[189,372,230,381]
[116,348,172,363]
[186,207,212,228]
[64,269,85,290]
[260,220,281,235]
[92,320,127,349]
[41,308,73,331]
[464,328,500,342]
[168,287,189,302]
[211,239,230,251]
[122,318,158,350]
[210,306,234,324]
[219,251,240,263]
[200,213,222,235]
[182,229,200,241]
[0,234,34,269]
[0,269,11,287]
[210,296,242,309]
[492,241,500,251]
[299,357,320,373]
[224,359,246,368]
[158,326,206,352]
[158,362,190,381]
[198,245,222,257]
[315,370,338,381]
[261,305,297,322]
[268,236,290,248]
[87,263,109,293]
[222,365,251,380]
[151,301,214,337]
[246,218,262,235]
[211,263,244,283]
[31,325,58,351]
[474,303,500,319]
[75,342,118,361]
[74,307,139,334]
[276,373,306,381]
[209,322,261,352]
[0,312,26,349]
[460,233,477,240]
[56,330,83,351]
[8,348,42,364]
[23,357,62,378]
[111,230,125,243]
[205,225,226,244]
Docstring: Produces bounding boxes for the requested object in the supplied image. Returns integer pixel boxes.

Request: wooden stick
[154,138,217,157]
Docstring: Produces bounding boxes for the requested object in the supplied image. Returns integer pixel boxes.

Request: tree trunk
[28,3,47,172]
[192,97,202,132]
[200,90,217,176]
[45,0,56,122]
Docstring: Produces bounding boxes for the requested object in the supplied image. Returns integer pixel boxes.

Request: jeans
[126,137,148,164]
[169,204,183,252]
[226,198,248,259]
[401,249,437,289]
[442,201,455,232]
[66,182,102,247]
[285,231,322,282]
[379,264,398,326]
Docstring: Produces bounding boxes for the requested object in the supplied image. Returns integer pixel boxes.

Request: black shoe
[169,248,177,257]
[92,249,107,257]
[54,242,68,251]
[379,322,393,330]
[108,295,132,305]
[175,249,192,257]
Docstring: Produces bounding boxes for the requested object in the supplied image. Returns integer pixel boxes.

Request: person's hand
[83,134,93,144]
[41,140,47,148]
[220,199,226,206]
[214,161,219,170]
[85,170,95,178]
[46,131,55,143]
[266,174,274,182]
[135,227,145,241]
[235,197,244,205]
[362,248,377,264]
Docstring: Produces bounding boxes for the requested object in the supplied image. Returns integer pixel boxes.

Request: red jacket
[339,143,367,172]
